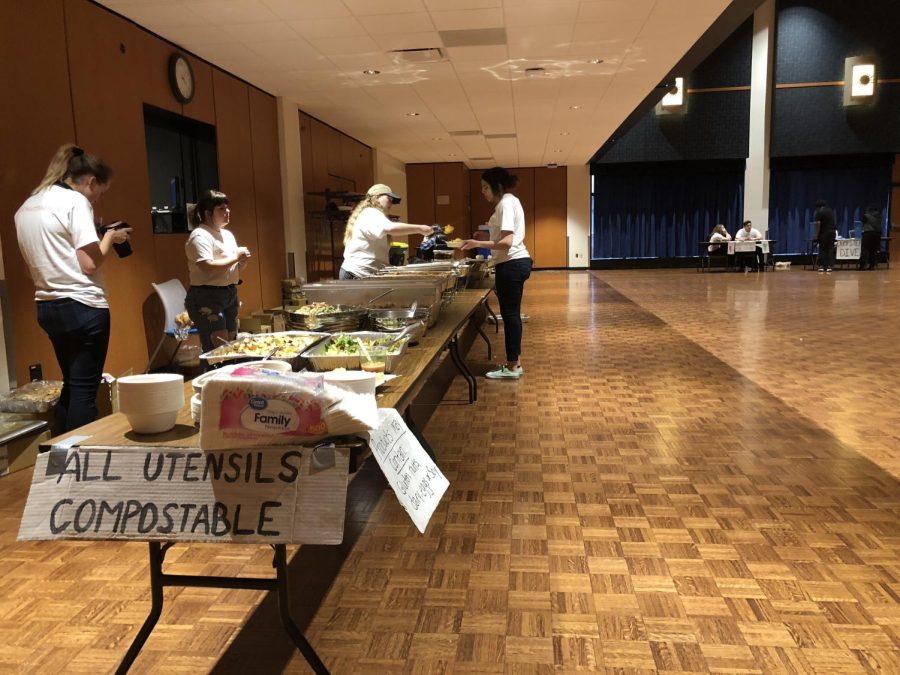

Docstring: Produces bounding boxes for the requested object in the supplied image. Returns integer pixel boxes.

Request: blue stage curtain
[591,161,745,259]
[768,155,893,254]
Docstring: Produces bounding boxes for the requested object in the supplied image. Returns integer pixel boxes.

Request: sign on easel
[18,444,351,544]
[367,409,449,533]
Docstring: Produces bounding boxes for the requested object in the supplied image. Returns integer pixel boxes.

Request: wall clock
[168,53,195,104]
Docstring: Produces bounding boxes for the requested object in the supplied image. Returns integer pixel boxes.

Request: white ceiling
[99,0,734,169]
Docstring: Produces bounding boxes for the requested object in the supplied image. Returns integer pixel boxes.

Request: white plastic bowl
[117,373,184,412]
[125,409,179,434]
[324,369,377,395]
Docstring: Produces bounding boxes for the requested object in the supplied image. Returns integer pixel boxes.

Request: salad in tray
[203,333,324,359]
[321,333,403,356]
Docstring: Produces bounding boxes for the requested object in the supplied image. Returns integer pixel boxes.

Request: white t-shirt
[185,225,240,286]
[735,227,763,241]
[341,207,391,277]
[15,184,107,308]
[708,232,730,252]
[489,193,530,266]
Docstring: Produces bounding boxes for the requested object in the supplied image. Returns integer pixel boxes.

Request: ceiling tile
[262,0,352,20]
[343,0,427,16]
[503,0,579,28]
[429,8,504,31]
[371,31,444,52]
[182,0,279,24]
[287,17,368,40]
[307,35,382,56]
[363,12,435,35]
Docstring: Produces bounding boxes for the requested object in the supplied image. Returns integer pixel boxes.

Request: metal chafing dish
[285,304,367,332]
[301,332,411,373]
[301,282,443,327]
[199,331,329,369]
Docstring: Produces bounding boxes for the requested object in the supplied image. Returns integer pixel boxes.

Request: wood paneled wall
[402,163,469,255]
[0,0,285,383]
[299,112,373,282]
[468,167,568,269]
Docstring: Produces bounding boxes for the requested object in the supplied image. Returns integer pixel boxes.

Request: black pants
[494,258,532,362]
[737,247,765,270]
[817,233,836,269]
[185,285,239,354]
[859,231,880,269]
[37,298,110,433]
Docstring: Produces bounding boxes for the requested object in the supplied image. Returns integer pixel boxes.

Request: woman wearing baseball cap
[340,184,433,279]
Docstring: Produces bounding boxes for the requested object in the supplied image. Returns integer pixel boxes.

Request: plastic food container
[301,332,410,373]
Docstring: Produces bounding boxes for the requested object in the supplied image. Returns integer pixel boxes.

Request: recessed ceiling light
[448,153,457,157]
[587,59,603,65]
[559,132,570,136]
[569,105,581,110]
[362,69,380,75]
[553,149,563,153]
[406,112,420,117]
[432,137,443,141]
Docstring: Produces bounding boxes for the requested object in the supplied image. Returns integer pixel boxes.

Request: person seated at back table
[708,224,732,258]
[734,219,765,271]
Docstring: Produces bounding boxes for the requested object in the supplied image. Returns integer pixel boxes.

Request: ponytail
[343,194,385,246]
[32,143,113,195]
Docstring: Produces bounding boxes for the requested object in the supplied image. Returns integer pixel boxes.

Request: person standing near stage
[814,199,837,273]
[859,204,882,270]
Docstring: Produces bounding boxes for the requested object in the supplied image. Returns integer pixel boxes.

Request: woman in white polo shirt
[340,184,433,279]
[184,189,251,359]
[461,167,533,380]
[15,143,132,431]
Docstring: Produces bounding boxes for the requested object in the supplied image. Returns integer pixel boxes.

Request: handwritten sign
[366,409,449,533]
[728,240,770,255]
[836,238,861,260]
[18,444,350,544]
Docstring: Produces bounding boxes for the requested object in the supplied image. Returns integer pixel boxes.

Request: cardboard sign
[836,238,861,260]
[728,240,769,255]
[18,444,350,545]
[367,409,449,533]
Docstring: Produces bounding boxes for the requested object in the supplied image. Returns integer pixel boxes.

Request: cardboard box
[0,428,51,476]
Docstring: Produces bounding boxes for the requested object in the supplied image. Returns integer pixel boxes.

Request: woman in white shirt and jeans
[340,184,432,279]
[184,190,251,360]
[462,167,532,380]
[15,144,132,431]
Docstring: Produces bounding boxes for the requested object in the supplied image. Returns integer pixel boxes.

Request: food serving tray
[286,304,367,331]
[199,331,329,369]
[301,332,410,373]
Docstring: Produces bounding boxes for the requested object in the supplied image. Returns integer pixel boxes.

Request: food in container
[301,332,409,372]
[199,331,328,368]
[286,304,367,331]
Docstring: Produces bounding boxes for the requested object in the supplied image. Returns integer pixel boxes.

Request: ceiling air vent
[388,48,445,64]
[470,157,494,161]
[449,130,482,137]
[484,133,516,140]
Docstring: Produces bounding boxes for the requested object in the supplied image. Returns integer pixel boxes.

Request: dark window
[143,104,219,233]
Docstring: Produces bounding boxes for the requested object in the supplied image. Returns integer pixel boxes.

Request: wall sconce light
[656,77,686,115]
[844,56,876,105]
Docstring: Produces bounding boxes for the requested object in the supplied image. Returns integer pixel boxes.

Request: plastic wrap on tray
[0,380,63,413]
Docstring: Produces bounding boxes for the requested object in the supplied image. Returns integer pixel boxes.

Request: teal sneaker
[485,365,523,379]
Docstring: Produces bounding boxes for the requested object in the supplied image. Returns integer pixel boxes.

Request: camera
[98,221,133,258]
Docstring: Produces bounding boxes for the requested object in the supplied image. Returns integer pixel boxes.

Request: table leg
[115,542,168,675]
[405,408,436,460]
[448,336,477,403]
[476,325,492,361]
[273,544,330,675]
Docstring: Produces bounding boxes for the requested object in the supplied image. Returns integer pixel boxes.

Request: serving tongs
[386,320,425,349]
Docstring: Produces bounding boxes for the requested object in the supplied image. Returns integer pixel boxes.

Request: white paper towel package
[199,367,379,450]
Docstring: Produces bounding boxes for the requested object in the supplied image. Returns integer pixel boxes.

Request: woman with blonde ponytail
[15,143,132,431]
[339,184,432,279]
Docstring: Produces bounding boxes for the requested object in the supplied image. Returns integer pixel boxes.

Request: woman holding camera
[15,143,132,431]
[184,189,251,357]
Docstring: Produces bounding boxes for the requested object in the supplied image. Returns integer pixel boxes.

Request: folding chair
[145,279,198,373]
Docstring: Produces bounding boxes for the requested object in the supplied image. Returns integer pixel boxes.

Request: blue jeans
[338,268,360,280]
[37,299,110,432]
[494,258,532,362]
[185,285,239,354]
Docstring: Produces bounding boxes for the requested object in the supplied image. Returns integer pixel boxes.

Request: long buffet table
[33,286,491,675]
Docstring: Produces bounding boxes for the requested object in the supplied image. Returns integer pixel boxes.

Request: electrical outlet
[28,363,43,382]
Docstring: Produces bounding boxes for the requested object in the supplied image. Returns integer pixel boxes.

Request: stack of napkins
[199,367,378,450]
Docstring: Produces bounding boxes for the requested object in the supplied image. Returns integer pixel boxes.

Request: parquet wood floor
[1,268,898,673]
